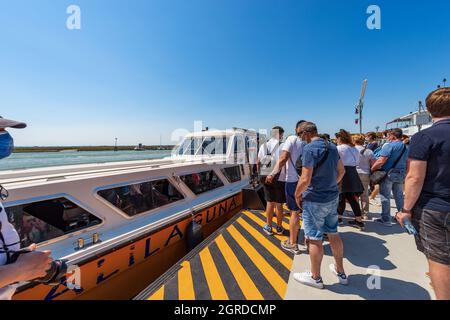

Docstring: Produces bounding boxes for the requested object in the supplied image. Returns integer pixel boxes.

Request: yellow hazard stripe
[239,213,292,270]
[243,210,288,242]
[215,235,263,300]
[260,210,291,231]
[198,247,229,300]
[178,261,195,300]
[148,285,165,300]
[227,225,287,298]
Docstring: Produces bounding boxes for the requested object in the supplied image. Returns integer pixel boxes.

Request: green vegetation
[14,145,175,153]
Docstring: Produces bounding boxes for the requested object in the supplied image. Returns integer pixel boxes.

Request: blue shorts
[303,197,339,241]
[285,181,301,211]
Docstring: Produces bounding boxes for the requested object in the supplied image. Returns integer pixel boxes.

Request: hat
[0,116,27,129]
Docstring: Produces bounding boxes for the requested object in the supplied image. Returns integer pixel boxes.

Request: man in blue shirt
[396,88,450,300]
[371,128,409,225]
[292,122,347,289]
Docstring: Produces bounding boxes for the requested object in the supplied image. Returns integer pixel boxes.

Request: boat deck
[135,210,295,300]
[135,201,435,300]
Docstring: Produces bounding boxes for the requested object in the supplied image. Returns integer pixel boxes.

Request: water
[0,150,172,171]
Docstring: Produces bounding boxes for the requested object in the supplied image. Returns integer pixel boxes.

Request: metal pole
[358,80,367,134]
[418,101,423,132]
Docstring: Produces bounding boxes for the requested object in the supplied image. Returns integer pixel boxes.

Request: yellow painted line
[178,261,195,300]
[259,210,291,230]
[227,225,287,298]
[239,212,293,270]
[148,285,165,300]
[215,235,263,300]
[198,247,229,300]
[243,210,288,242]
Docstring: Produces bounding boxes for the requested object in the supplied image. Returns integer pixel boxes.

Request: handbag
[370,144,406,185]
[370,170,387,185]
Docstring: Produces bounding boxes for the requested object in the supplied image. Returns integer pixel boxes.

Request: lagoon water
[0,150,172,171]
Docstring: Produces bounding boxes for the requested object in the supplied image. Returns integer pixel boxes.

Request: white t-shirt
[0,201,21,300]
[258,138,286,181]
[337,144,360,167]
[355,145,375,175]
[281,136,304,183]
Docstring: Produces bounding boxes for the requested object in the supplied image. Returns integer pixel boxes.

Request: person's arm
[336,159,345,183]
[266,150,290,184]
[371,156,388,172]
[295,166,313,207]
[396,159,427,227]
[0,245,52,288]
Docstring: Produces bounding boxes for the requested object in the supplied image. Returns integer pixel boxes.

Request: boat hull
[13,193,242,300]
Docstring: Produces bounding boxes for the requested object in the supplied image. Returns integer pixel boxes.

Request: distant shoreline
[14,146,175,153]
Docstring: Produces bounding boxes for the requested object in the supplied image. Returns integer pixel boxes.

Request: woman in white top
[335,129,365,230]
[353,135,376,216]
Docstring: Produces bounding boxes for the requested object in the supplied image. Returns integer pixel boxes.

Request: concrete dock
[285,200,435,300]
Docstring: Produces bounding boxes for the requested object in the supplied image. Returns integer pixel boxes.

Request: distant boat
[134,143,145,151]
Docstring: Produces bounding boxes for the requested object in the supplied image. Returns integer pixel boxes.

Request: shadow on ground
[324,231,397,270]
[326,274,431,300]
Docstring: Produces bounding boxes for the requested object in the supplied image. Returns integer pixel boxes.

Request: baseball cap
[0,116,27,129]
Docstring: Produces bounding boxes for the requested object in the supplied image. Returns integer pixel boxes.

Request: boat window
[177,136,229,156]
[221,166,242,183]
[98,179,184,217]
[233,135,245,155]
[4,198,102,247]
[180,170,224,195]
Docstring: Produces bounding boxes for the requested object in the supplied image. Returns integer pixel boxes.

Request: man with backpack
[266,120,305,254]
[371,128,409,226]
[258,126,286,236]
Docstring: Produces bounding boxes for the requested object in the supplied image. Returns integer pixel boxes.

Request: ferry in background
[134,143,145,151]
[0,128,264,300]
[385,110,433,136]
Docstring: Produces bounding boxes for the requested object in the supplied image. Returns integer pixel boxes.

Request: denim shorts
[285,181,301,211]
[303,197,339,241]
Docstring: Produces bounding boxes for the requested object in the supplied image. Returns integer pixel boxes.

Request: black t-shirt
[408,119,450,212]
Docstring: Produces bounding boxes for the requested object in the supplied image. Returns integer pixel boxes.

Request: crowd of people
[0,88,449,300]
[257,87,450,299]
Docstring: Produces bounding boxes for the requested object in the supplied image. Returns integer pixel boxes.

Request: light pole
[355,79,368,134]
[114,137,118,152]
[418,101,424,132]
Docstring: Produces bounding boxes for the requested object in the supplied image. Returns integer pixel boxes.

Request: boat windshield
[176,136,230,156]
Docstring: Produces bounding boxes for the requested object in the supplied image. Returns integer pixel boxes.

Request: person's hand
[265,175,274,185]
[395,211,412,228]
[15,244,53,282]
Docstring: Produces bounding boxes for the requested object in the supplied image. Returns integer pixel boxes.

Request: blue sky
[0,0,449,146]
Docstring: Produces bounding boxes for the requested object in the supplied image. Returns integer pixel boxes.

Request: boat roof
[185,128,259,138]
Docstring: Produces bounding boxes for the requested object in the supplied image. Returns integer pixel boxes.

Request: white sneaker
[329,264,348,285]
[293,271,324,289]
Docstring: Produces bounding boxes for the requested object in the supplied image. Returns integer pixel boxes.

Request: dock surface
[136,200,434,300]
[285,205,434,300]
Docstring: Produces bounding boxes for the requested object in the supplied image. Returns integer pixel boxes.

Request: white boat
[0,128,264,300]
[386,110,433,136]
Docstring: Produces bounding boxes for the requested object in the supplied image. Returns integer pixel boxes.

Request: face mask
[0,132,14,160]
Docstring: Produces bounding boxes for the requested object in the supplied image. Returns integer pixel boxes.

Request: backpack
[259,142,281,177]
[288,152,303,177]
